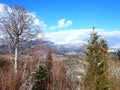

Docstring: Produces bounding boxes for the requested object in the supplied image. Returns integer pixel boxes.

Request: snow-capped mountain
[46,30,120,54]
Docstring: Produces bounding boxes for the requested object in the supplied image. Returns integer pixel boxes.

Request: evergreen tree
[32,66,48,90]
[32,49,53,90]
[83,28,112,90]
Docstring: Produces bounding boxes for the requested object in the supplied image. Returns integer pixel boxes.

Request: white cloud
[27,12,47,30]
[49,26,56,30]
[34,19,47,30]
[50,19,72,30]
[46,29,120,49]
[58,19,65,26]
[0,3,9,12]
[39,21,47,30]
[34,18,40,25]
[0,3,47,30]
[58,19,72,28]
[0,3,12,16]
[66,20,72,26]
[47,29,94,44]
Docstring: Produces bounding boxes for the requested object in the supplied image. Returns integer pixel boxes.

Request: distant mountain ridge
[0,38,119,55]
[45,40,120,55]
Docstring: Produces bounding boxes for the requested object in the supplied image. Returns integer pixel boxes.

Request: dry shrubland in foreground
[0,31,120,90]
[0,52,120,90]
[0,46,69,90]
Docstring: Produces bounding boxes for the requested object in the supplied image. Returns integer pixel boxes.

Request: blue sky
[1,0,120,32]
[0,0,120,48]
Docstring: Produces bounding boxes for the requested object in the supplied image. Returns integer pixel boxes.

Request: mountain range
[0,38,119,55]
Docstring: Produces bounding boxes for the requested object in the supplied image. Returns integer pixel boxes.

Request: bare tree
[0,5,40,74]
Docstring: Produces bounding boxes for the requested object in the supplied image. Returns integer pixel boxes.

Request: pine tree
[31,49,53,90]
[32,66,48,90]
[83,28,112,90]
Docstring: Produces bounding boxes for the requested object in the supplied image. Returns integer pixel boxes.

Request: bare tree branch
[0,4,41,74]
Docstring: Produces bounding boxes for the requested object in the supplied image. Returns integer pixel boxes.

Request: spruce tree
[83,28,112,90]
[32,66,48,90]
[32,49,53,90]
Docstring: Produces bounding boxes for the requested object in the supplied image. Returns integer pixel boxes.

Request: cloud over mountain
[46,29,120,49]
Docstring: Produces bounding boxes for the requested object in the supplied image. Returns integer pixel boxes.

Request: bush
[0,58,7,68]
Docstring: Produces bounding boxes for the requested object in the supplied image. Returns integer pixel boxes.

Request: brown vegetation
[0,4,120,90]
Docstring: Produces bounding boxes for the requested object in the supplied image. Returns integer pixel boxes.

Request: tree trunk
[14,46,18,74]
[8,42,12,54]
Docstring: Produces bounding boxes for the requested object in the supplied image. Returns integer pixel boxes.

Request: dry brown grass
[1,51,120,90]
[0,53,40,90]
[107,58,120,90]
